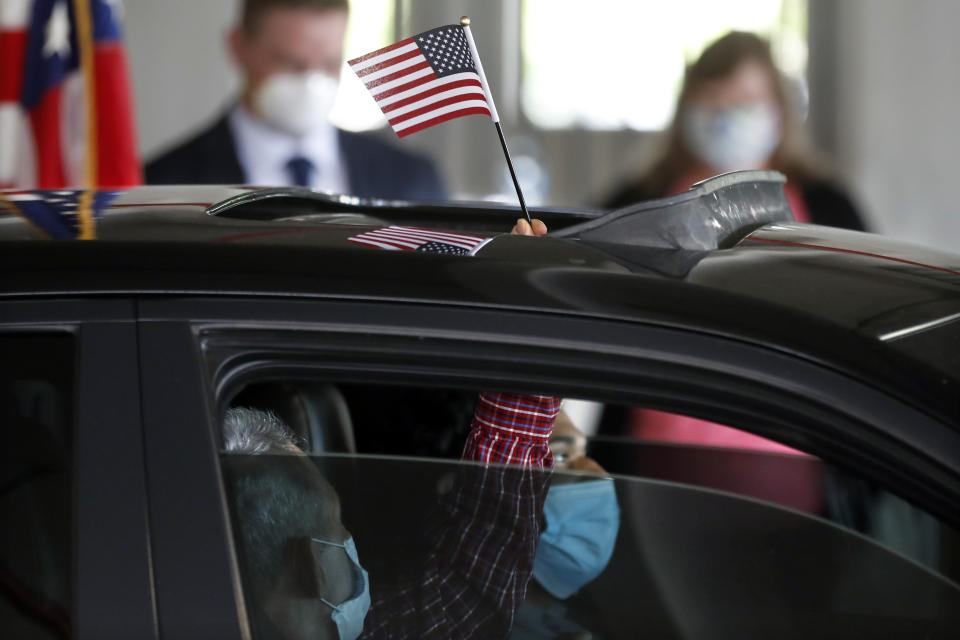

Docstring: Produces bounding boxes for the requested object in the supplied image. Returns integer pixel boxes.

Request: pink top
[644,176,813,456]
[630,408,808,455]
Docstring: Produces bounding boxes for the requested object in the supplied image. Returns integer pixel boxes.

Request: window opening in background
[329,0,396,132]
[521,0,808,130]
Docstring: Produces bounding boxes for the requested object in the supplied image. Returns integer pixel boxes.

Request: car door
[135,295,960,638]
[0,299,155,640]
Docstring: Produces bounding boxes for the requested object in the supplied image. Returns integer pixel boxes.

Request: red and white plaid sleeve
[461,392,561,468]
[362,392,560,639]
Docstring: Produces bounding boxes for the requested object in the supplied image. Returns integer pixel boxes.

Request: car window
[218,378,960,639]
[587,403,960,584]
[0,334,73,640]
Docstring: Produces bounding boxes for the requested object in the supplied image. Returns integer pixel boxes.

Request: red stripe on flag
[381,78,483,114]
[93,44,141,186]
[347,237,414,250]
[354,47,422,77]
[388,94,489,126]
[0,30,27,101]
[28,86,67,188]
[347,37,415,66]
[370,73,437,102]
[367,226,485,243]
[363,60,431,90]
[396,107,491,138]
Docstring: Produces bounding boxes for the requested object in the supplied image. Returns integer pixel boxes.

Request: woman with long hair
[604,31,866,230]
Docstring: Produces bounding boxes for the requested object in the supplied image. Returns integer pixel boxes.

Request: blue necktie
[286,156,314,187]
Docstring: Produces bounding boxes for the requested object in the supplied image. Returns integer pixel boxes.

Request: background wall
[124,0,960,252]
[809,0,960,250]
[125,1,238,159]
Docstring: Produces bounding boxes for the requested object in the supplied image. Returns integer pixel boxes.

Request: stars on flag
[418,26,474,76]
[42,0,70,59]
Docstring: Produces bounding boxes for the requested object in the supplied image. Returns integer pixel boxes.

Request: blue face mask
[533,478,620,599]
[311,537,371,640]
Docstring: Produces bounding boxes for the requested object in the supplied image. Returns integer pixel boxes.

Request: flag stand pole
[494,121,531,224]
[461,16,532,225]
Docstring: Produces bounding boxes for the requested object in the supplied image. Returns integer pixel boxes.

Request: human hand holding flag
[348,17,531,224]
[512,218,547,236]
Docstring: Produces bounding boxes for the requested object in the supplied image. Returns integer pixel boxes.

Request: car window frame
[140,297,960,526]
[136,316,247,639]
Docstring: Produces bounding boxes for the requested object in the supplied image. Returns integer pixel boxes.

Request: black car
[1,172,958,639]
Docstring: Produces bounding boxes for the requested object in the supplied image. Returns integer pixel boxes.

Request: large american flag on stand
[0,0,140,189]
[348,24,493,138]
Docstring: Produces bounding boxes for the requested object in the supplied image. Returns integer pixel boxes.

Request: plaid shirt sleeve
[361,393,560,639]
[461,392,560,468]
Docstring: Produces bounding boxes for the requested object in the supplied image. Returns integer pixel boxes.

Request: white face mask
[681,102,782,171]
[252,71,339,136]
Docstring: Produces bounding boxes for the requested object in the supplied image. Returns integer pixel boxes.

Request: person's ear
[288,536,325,596]
[227,26,246,69]
[307,538,356,604]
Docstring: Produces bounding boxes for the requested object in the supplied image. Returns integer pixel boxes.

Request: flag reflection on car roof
[347,225,492,255]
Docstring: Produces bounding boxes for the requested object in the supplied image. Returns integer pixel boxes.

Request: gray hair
[221,407,327,598]
[223,407,302,454]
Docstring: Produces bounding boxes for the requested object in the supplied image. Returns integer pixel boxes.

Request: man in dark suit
[145,0,446,201]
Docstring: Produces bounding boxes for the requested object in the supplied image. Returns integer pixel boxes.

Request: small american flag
[348,24,493,138]
[347,225,491,255]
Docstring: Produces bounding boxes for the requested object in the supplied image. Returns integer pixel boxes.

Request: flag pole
[73,0,98,239]
[460,16,532,225]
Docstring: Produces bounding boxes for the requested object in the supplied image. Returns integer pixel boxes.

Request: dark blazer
[603,178,867,232]
[144,113,448,201]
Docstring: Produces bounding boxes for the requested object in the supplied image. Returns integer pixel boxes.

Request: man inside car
[222,390,561,640]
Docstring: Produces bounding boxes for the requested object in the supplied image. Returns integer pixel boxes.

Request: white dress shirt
[227,104,350,193]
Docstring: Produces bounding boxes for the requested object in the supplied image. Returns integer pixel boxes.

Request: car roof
[2,178,959,405]
[2,179,957,321]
